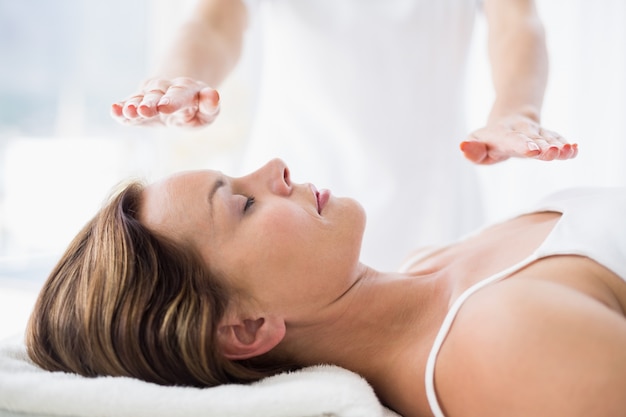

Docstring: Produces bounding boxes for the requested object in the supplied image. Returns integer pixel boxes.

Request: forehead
[139,169,220,234]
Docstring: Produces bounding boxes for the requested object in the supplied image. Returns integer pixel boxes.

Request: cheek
[254,208,315,260]
[234,202,366,312]
[245,208,323,281]
[253,205,361,278]
[254,200,366,266]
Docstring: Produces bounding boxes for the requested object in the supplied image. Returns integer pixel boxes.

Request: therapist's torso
[241,0,483,269]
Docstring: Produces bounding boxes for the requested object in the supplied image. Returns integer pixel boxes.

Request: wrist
[488,103,541,125]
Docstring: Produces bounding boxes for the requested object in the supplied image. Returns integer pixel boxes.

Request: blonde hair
[26,181,291,386]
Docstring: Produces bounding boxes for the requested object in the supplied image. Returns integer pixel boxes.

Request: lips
[317,189,330,214]
[310,184,331,214]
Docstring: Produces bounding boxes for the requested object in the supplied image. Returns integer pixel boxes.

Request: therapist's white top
[399,187,626,417]
[240,0,484,269]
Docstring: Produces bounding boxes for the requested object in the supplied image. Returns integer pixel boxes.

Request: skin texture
[461,0,578,163]
[139,159,368,358]
[138,159,626,417]
[111,0,577,164]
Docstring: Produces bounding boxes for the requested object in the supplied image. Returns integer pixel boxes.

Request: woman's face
[139,159,366,320]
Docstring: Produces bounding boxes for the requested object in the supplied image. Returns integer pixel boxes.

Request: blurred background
[0,0,625,339]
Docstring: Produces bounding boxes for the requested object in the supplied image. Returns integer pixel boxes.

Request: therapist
[111,0,577,269]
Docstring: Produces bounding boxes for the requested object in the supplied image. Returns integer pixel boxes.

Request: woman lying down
[26,158,626,417]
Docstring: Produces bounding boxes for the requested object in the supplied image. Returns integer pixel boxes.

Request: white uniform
[241,0,484,269]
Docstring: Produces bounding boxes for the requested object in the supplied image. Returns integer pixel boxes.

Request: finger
[558,143,575,160]
[562,142,580,159]
[161,84,220,127]
[196,88,221,124]
[530,139,559,161]
[461,138,516,165]
[156,85,198,115]
[571,143,579,158]
[524,141,543,157]
[460,140,489,164]
[539,128,568,155]
[163,88,200,127]
[534,128,576,160]
[138,79,171,117]
[122,96,143,119]
[166,104,200,127]
[156,77,206,115]
[541,146,560,161]
[138,90,166,118]
[111,102,124,118]
[489,131,543,160]
[546,132,577,160]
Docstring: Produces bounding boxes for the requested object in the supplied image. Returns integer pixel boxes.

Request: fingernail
[158,97,170,106]
[527,142,540,151]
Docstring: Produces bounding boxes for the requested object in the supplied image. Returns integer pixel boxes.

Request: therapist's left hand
[460,112,578,165]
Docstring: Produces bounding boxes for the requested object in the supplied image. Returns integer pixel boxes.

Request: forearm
[485,0,547,124]
[153,0,247,87]
[462,1,575,164]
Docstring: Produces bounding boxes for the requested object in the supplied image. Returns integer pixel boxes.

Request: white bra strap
[424,253,538,417]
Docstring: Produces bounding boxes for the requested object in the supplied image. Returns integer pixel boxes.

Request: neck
[279,263,452,387]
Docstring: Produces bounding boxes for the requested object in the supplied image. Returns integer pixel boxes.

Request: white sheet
[0,336,401,417]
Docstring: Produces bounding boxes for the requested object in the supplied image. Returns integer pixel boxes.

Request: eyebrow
[208,176,226,210]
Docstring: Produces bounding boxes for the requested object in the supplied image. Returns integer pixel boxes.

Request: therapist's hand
[460,112,578,165]
[111,77,220,128]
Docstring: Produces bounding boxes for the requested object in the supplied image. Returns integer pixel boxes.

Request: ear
[217,315,286,360]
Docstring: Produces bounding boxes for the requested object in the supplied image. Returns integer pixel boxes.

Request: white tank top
[240,0,484,270]
[399,187,626,417]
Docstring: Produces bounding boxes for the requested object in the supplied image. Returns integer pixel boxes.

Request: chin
[348,200,367,258]
[331,196,367,251]
[351,198,367,230]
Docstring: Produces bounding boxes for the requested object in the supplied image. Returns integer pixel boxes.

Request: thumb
[460,140,488,164]
[198,88,220,116]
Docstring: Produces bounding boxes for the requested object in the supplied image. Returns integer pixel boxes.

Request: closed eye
[243,196,255,213]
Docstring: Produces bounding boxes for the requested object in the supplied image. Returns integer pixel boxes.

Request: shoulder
[397,245,442,272]
[435,278,626,417]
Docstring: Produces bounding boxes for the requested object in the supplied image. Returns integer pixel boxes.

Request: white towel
[0,336,401,417]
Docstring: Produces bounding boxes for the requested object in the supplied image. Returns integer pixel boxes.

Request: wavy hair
[26,181,291,386]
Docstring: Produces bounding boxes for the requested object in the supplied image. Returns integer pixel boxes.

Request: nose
[252,158,292,196]
[268,158,292,195]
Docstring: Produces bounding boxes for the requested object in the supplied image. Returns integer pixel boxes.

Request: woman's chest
[416,212,626,315]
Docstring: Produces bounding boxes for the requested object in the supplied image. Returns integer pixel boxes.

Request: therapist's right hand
[111,77,220,128]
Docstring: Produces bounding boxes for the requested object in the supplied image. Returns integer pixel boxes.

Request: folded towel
[0,336,400,417]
